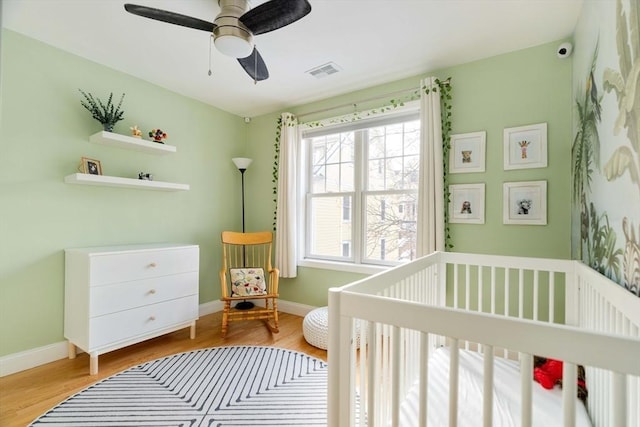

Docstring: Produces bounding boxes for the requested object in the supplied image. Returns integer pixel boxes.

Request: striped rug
[30,346,328,426]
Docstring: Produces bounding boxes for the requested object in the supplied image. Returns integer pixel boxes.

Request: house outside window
[302,111,420,267]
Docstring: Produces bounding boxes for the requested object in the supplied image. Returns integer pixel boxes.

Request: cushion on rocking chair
[230,267,267,297]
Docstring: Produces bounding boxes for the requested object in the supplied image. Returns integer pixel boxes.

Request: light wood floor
[0,311,326,427]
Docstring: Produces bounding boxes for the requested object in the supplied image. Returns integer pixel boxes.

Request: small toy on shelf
[130,125,142,138]
[149,128,168,143]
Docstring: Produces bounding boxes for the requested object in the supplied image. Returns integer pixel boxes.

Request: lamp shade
[232,157,253,170]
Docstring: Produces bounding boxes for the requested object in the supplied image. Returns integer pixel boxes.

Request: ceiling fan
[124,0,312,82]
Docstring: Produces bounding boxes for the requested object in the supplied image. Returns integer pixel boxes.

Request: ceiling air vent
[306,62,342,79]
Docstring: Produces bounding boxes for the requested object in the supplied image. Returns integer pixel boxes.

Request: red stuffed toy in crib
[533,357,588,404]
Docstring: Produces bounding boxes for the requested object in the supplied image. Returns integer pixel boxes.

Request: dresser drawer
[90,272,198,317]
[89,295,198,349]
[89,246,198,286]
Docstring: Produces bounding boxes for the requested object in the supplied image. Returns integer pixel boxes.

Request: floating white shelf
[64,173,189,191]
[89,131,176,154]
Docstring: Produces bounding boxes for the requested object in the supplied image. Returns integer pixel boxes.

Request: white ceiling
[2,0,583,118]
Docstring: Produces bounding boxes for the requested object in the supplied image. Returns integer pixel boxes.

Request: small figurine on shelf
[130,125,142,138]
[149,128,168,143]
[138,172,153,181]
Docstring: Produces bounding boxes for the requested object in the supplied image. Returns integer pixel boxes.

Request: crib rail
[327,251,640,427]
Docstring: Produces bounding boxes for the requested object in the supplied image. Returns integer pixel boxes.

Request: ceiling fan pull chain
[208,35,214,76]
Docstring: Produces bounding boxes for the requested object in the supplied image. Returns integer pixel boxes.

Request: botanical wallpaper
[572,0,639,296]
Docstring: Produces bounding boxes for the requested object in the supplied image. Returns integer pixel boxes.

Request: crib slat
[549,272,555,323]
[391,326,401,427]
[612,372,627,427]
[367,323,377,427]
[454,264,459,309]
[520,353,533,427]
[562,362,577,427]
[450,339,459,427]
[478,265,483,313]
[491,266,496,315]
[419,332,429,427]
[518,268,524,319]
[465,264,470,310]
[505,267,510,316]
[482,345,494,427]
[534,270,540,321]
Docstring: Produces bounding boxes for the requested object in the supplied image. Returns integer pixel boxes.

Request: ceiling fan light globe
[214,34,254,58]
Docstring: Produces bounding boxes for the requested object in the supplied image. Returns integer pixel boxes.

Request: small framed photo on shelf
[449,183,485,224]
[503,122,547,170]
[79,157,102,175]
[449,131,486,173]
[503,180,547,225]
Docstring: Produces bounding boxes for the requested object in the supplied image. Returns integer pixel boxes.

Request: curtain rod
[296,87,419,120]
[296,78,451,120]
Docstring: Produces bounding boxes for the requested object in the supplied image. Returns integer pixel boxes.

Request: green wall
[0,29,573,359]
[0,30,248,356]
[247,40,573,305]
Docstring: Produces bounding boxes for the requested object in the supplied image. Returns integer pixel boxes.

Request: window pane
[310,196,352,258]
[311,164,326,193]
[364,193,417,262]
[309,133,354,194]
[366,121,420,191]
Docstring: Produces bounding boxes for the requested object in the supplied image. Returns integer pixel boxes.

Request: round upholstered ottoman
[303,306,360,350]
[303,306,330,350]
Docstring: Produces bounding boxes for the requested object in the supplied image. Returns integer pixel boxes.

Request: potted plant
[79,89,125,132]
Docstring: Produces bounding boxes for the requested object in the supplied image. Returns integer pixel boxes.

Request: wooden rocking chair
[219,231,279,338]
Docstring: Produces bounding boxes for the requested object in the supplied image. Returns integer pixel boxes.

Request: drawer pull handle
[149,316,156,321]
[149,289,156,295]
[149,262,157,268]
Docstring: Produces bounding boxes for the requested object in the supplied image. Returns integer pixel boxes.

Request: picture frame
[449,183,485,224]
[80,157,102,175]
[503,180,547,225]
[449,131,486,173]
[503,122,547,170]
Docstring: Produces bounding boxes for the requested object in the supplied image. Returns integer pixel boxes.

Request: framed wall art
[503,122,547,170]
[503,180,547,225]
[79,157,102,175]
[449,131,486,173]
[449,183,485,224]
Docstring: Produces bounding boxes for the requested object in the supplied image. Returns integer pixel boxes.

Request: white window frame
[297,101,420,274]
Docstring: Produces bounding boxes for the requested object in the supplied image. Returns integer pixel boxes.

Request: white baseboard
[277,300,317,317]
[0,341,69,377]
[0,299,319,377]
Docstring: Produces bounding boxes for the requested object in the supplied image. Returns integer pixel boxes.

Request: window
[303,111,420,266]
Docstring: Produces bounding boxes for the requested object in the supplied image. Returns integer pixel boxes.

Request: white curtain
[274,112,299,277]
[416,77,445,256]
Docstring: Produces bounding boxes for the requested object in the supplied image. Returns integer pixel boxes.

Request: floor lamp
[232,157,254,310]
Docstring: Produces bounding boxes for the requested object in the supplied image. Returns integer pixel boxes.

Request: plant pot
[103,123,115,132]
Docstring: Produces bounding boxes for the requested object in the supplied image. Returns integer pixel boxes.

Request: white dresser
[64,243,199,374]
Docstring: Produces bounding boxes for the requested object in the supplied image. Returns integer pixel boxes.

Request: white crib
[327,252,640,427]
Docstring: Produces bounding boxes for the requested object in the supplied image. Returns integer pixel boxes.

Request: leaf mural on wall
[602,0,640,194]
[604,145,640,186]
[622,217,640,296]
[572,47,601,204]
[583,202,623,282]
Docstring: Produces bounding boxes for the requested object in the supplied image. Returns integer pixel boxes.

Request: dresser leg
[190,321,196,339]
[90,353,99,375]
[67,342,77,359]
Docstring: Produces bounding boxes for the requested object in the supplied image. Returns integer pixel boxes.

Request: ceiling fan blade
[124,4,215,32]
[239,0,311,35]
[237,48,269,81]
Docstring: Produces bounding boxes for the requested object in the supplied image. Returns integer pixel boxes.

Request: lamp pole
[232,158,253,310]
[239,167,247,233]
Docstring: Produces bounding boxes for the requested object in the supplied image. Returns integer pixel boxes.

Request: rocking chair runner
[219,231,279,337]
